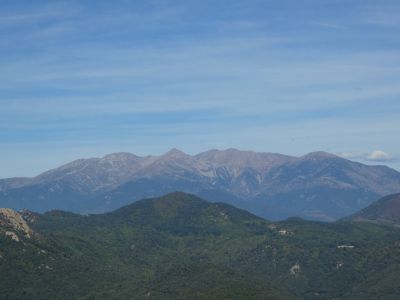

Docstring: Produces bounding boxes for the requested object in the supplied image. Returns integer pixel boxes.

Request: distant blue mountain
[1,149,399,221]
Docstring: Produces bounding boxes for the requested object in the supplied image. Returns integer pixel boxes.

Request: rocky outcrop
[0,208,33,241]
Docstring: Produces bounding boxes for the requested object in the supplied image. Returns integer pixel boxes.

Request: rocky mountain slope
[0,208,34,242]
[1,192,400,299]
[1,149,399,221]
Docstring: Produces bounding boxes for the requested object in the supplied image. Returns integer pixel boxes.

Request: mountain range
[1,149,400,221]
[1,192,400,299]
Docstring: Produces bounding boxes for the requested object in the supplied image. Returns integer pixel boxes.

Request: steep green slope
[1,192,400,299]
[345,193,400,226]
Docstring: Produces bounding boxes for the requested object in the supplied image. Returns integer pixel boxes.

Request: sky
[1,0,400,177]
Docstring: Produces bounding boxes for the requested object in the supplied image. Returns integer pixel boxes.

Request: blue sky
[1,0,400,177]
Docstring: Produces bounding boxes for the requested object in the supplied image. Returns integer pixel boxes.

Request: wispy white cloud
[0,1,82,26]
[310,21,348,30]
[336,152,363,160]
[337,150,395,163]
[362,4,400,27]
[1,45,399,120]
[366,150,393,162]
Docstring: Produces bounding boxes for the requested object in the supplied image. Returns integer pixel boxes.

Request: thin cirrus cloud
[0,0,399,177]
[361,3,400,27]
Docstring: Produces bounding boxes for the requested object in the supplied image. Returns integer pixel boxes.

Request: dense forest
[1,192,400,299]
